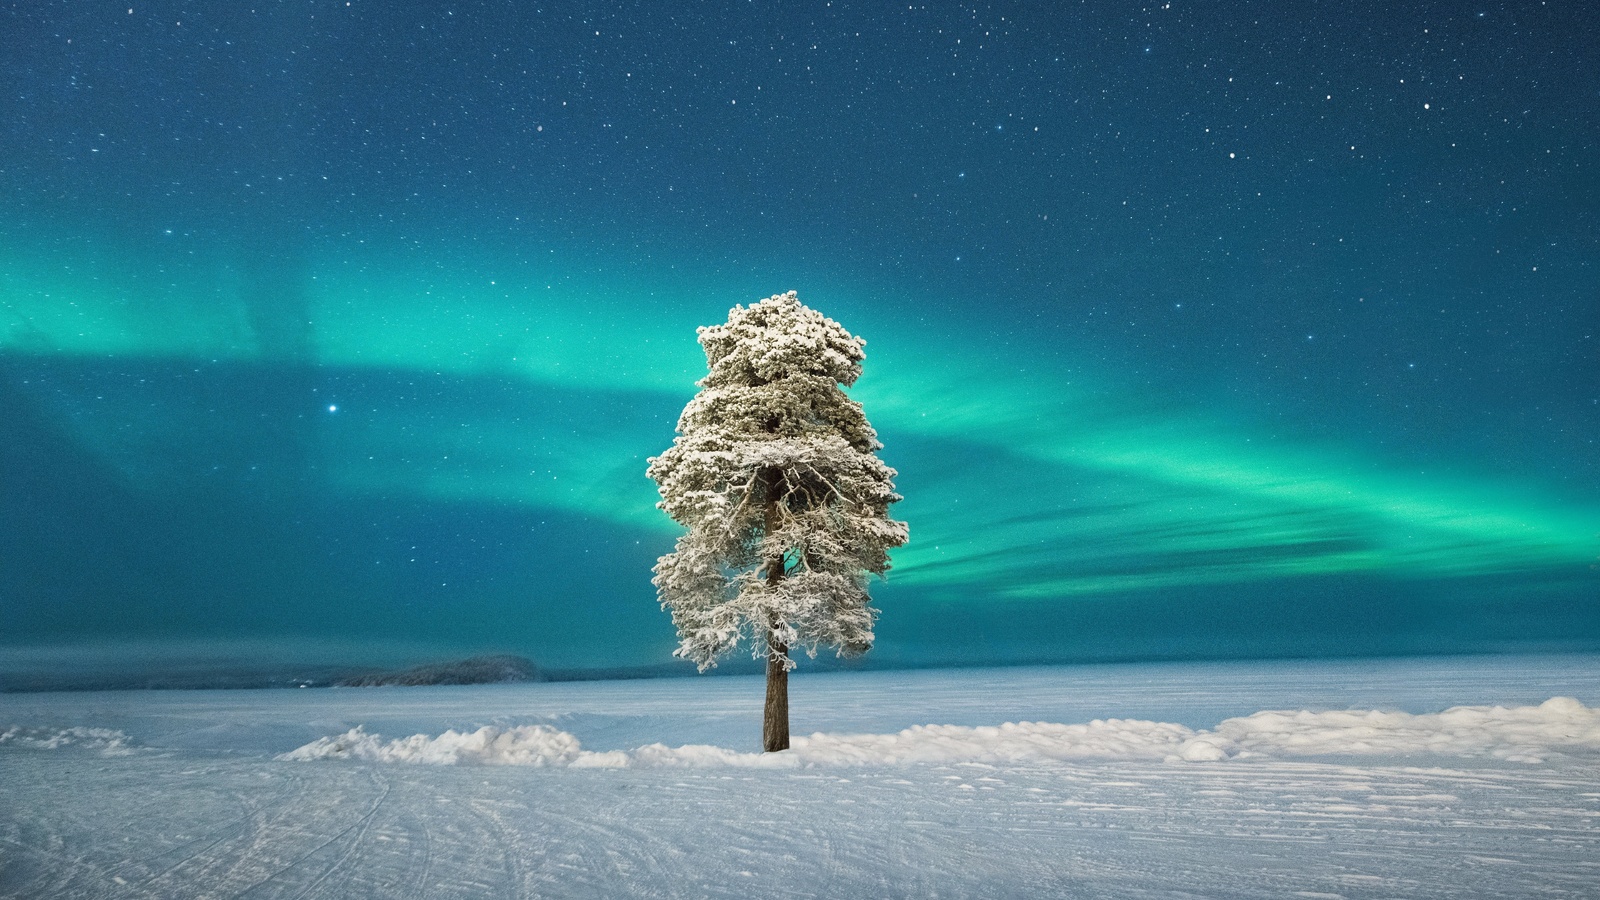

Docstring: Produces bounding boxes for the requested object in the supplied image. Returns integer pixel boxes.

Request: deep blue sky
[2,0,1596,677]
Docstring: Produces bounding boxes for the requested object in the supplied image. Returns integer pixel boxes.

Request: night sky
[2,1,1597,678]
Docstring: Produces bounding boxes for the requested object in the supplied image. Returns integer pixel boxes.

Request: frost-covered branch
[647,292,908,671]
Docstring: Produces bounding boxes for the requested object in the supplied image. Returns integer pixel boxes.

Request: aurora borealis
[2,1,1596,679]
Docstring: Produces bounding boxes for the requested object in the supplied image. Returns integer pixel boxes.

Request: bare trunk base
[763,638,790,752]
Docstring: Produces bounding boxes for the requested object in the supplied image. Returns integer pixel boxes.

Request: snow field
[4,657,1599,898]
[4,745,1598,898]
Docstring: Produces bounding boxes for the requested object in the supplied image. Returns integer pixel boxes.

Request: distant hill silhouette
[335,654,543,687]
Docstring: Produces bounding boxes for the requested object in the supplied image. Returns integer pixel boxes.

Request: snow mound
[275,726,796,769]
[278,698,1600,768]
[625,742,797,768]
[0,725,134,755]
[793,719,1197,765]
[277,725,584,766]
[1206,696,1600,764]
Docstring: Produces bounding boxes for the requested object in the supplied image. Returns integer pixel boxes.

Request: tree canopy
[647,291,908,672]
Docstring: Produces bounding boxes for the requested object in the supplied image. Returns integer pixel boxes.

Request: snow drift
[278,725,585,766]
[277,697,1600,768]
[0,725,133,755]
[1207,695,1600,763]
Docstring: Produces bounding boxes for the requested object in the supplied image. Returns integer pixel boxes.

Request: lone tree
[647,291,908,752]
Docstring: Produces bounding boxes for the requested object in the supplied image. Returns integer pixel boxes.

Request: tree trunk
[763,628,790,752]
[762,546,790,751]
[760,473,791,752]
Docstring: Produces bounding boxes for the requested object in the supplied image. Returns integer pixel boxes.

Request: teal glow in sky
[2,0,1597,676]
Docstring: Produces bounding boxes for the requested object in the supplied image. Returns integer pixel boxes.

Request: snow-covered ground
[3,655,1599,898]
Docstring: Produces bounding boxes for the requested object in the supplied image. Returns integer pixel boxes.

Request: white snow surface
[273,696,1600,768]
[0,724,133,754]
[4,655,1600,899]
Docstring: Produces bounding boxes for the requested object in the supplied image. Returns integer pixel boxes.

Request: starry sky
[2,0,1597,679]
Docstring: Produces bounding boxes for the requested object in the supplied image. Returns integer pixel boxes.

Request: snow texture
[4,657,1600,899]
[0,724,133,755]
[275,697,1600,768]
[278,725,585,766]
[647,291,908,669]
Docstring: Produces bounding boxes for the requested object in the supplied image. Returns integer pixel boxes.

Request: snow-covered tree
[647,291,908,752]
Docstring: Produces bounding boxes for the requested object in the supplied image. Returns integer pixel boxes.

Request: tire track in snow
[526,784,694,899]
[128,763,311,899]
[131,777,293,894]
[100,760,390,899]
[0,831,112,900]
[0,758,301,900]
[269,765,393,900]
[397,797,437,899]
[460,794,533,900]
[454,773,705,899]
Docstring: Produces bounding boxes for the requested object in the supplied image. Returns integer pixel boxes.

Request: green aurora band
[4,241,1594,614]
